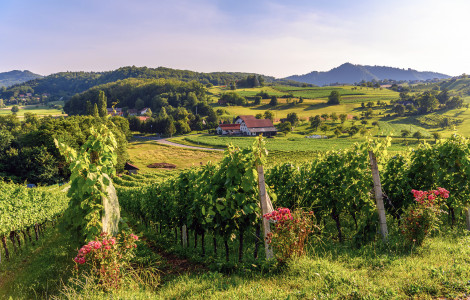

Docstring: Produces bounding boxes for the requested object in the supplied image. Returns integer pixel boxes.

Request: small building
[234,115,277,137]
[216,123,241,135]
[127,109,138,116]
[124,162,140,174]
[107,108,123,116]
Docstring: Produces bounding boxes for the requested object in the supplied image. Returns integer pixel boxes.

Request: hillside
[0,70,42,88]
[285,63,451,86]
[0,66,305,101]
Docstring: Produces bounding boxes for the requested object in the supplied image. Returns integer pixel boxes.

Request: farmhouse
[216,123,241,135]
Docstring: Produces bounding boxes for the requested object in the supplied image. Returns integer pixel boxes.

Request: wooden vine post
[257,164,273,260]
[255,135,274,260]
[368,150,388,241]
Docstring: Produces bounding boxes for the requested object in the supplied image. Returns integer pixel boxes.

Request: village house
[216,123,241,135]
[127,107,150,116]
[107,107,123,116]
[217,115,277,136]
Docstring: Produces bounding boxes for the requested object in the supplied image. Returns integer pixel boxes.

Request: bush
[401,188,449,246]
[74,231,139,290]
[264,208,319,262]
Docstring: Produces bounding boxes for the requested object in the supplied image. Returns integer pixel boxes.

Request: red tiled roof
[137,116,150,121]
[236,115,274,128]
[219,124,240,130]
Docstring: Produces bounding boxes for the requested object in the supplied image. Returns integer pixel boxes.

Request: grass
[127,138,224,172]
[0,104,65,117]
[0,223,79,298]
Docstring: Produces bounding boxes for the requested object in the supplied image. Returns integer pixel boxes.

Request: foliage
[0,115,130,184]
[327,91,341,105]
[264,208,319,262]
[55,125,117,240]
[73,231,139,290]
[0,181,69,238]
[401,188,449,246]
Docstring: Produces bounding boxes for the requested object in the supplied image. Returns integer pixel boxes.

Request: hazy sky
[1,0,469,77]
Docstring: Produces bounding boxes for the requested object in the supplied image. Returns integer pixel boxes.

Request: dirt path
[134,135,224,152]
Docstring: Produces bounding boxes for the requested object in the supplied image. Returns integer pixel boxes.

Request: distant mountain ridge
[0,70,42,88]
[284,63,451,86]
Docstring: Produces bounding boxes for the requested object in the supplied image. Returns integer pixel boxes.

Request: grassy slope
[210,84,470,139]
[127,139,224,172]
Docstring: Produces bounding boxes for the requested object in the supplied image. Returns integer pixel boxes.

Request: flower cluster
[263,207,293,222]
[411,188,449,206]
[73,231,139,290]
[401,188,448,246]
[263,208,318,262]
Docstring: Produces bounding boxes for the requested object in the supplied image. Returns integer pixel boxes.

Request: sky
[1,0,469,78]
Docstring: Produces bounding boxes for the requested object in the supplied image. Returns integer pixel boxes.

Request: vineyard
[0,182,69,262]
[114,134,470,265]
[3,134,470,298]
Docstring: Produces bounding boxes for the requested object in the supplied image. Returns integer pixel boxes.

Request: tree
[269,96,278,106]
[92,103,99,117]
[86,101,92,115]
[364,108,373,118]
[334,127,342,138]
[278,121,292,135]
[401,129,410,140]
[135,98,145,110]
[254,96,261,105]
[11,105,19,113]
[321,113,329,121]
[394,104,405,116]
[366,102,374,108]
[255,113,263,119]
[347,125,359,137]
[413,131,423,142]
[144,108,153,117]
[327,91,341,105]
[298,96,304,103]
[264,110,274,121]
[310,115,322,131]
[320,125,329,136]
[330,112,338,122]
[286,112,299,126]
[417,92,438,113]
[432,132,441,143]
[359,127,369,137]
[98,90,107,117]
[361,120,368,126]
[339,113,347,124]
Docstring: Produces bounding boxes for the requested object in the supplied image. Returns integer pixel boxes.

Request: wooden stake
[257,164,274,260]
[368,150,388,241]
[182,225,188,248]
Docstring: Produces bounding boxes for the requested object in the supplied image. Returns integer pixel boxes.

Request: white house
[234,115,277,136]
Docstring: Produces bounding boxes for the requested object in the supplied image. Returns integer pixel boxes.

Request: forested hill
[0,70,42,88]
[64,78,208,116]
[285,63,451,86]
[0,66,303,101]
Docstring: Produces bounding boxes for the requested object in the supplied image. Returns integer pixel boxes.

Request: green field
[0,104,65,117]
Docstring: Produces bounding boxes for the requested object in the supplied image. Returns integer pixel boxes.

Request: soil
[147,162,177,169]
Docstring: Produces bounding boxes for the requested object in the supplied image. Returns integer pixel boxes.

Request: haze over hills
[284,63,451,86]
[0,70,42,88]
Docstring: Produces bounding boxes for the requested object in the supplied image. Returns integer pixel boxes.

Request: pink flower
[104,245,111,250]
[130,234,139,241]
[78,257,86,264]
[109,238,116,245]
[93,241,102,249]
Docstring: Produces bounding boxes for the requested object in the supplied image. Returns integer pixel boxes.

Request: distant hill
[0,66,307,101]
[284,63,451,86]
[0,70,42,88]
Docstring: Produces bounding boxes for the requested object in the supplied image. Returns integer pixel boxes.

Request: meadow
[0,104,65,117]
